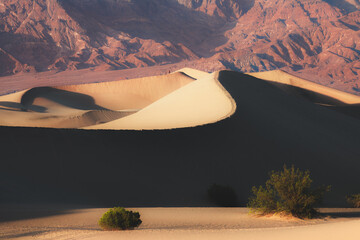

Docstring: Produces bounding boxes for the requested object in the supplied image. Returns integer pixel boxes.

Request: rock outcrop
[0,0,359,93]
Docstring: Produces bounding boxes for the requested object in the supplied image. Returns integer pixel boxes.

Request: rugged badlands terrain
[0,0,359,93]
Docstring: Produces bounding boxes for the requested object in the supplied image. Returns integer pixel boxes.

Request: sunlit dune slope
[1,70,360,207]
[0,72,198,128]
[175,68,212,79]
[55,72,196,110]
[2,68,360,130]
[85,71,236,130]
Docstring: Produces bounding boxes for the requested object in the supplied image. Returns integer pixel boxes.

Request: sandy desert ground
[1,68,360,206]
[1,68,360,239]
[0,207,360,240]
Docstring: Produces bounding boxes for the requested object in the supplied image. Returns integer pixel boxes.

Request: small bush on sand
[207,183,238,207]
[346,194,360,208]
[248,165,330,219]
[99,207,142,230]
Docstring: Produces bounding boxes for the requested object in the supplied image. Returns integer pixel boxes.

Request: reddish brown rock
[0,0,359,93]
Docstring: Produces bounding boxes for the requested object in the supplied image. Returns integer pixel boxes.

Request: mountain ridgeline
[0,0,359,93]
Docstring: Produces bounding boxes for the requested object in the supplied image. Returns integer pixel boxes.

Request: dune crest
[4,68,360,130]
[0,69,236,130]
[86,71,236,130]
[249,70,360,105]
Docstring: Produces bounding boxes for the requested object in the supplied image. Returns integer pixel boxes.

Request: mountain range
[0,0,359,93]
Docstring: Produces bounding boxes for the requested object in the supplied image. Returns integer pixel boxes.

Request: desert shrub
[207,183,238,207]
[248,165,330,219]
[99,207,142,230]
[346,194,360,208]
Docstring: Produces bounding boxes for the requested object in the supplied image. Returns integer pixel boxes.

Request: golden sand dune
[249,70,360,105]
[1,68,360,130]
[0,71,201,129]
[249,70,360,120]
[1,69,360,208]
[85,71,236,130]
[0,69,237,130]
[2,70,360,240]
[175,67,212,79]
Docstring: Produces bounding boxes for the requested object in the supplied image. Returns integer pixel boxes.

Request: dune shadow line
[265,80,360,120]
[321,210,360,219]
[20,87,107,111]
[0,101,47,113]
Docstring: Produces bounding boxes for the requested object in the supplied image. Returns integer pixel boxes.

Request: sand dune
[55,72,196,110]
[85,71,236,130]
[3,68,359,130]
[1,69,360,240]
[0,71,200,129]
[1,69,360,207]
[175,68,212,79]
[0,69,236,130]
[249,70,360,105]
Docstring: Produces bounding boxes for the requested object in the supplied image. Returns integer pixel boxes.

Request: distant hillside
[0,0,359,93]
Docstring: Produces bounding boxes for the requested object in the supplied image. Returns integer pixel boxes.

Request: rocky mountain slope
[0,0,359,93]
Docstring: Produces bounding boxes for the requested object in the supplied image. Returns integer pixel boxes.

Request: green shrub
[207,183,238,207]
[99,207,142,230]
[346,194,360,208]
[248,165,330,219]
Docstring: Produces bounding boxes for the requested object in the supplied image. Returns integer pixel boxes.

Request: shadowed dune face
[266,83,346,106]
[249,70,360,105]
[249,70,360,120]
[20,87,105,112]
[1,70,360,208]
[266,83,360,120]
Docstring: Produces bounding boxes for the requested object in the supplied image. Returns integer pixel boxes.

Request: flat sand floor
[1,207,359,240]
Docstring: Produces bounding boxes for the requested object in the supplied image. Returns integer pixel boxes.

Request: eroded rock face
[175,0,253,19]
[215,0,360,92]
[0,0,359,93]
[325,0,360,12]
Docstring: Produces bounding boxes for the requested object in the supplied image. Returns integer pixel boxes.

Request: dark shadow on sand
[0,101,47,113]
[267,80,360,121]
[326,104,360,120]
[20,87,107,111]
[1,230,49,239]
[0,206,74,223]
[0,71,360,211]
[268,82,346,106]
[320,209,360,219]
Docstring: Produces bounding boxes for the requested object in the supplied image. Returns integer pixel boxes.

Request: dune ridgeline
[0,68,236,130]
[1,69,360,207]
[2,68,360,130]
